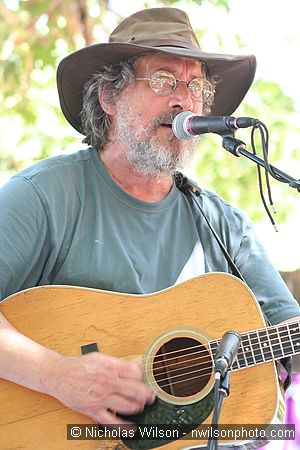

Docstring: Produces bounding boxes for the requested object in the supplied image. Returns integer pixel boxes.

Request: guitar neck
[209,319,300,371]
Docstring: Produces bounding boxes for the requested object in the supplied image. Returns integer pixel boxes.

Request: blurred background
[1,0,300,448]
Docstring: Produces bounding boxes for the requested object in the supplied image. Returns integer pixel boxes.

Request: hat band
[136,39,200,51]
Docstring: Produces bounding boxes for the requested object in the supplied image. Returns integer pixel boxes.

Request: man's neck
[98,147,173,202]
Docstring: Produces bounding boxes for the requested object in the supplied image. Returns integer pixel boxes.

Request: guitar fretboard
[209,320,300,371]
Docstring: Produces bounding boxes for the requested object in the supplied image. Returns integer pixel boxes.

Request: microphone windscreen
[172,111,195,140]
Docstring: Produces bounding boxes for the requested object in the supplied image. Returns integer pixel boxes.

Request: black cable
[256,123,276,210]
[257,121,288,183]
[250,125,277,229]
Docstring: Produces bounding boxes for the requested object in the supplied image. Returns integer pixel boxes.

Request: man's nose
[167,81,193,111]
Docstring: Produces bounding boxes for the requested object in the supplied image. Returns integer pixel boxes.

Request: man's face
[112,53,205,176]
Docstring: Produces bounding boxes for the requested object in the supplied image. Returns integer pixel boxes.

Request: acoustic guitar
[0,272,299,450]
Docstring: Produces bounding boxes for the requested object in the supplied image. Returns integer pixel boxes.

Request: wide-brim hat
[57,7,256,134]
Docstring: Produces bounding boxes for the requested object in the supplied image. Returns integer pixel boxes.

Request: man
[0,5,299,435]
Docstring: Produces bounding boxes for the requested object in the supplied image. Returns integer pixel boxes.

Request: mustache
[153,110,182,127]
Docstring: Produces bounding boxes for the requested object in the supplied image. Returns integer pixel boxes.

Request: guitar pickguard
[122,391,214,449]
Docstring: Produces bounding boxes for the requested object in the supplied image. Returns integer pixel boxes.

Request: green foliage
[0,0,83,181]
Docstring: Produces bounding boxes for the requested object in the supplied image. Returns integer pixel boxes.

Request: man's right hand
[0,313,155,426]
[45,352,156,425]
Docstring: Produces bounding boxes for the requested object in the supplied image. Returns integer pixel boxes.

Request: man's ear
[98,85,116,115]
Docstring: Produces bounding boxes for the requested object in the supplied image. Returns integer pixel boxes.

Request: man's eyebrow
[152,66,176,73]
[152,66,203,78]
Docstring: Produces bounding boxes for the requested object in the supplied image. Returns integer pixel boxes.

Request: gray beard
[115,110,197,177]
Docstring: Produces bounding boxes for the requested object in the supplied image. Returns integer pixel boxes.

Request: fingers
[98,354,156,405]
[108,394,145,415]
[93,408,136,427]
[117,357,144,380]
[115,377,156,406]
[89,353,143,381]
[86,353,154,400]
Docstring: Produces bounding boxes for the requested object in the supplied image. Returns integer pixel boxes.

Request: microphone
[172,111,258,140]
[214,331,241,378]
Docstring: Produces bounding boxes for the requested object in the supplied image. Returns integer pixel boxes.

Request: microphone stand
[207,370,231,450]
[222,136,300,193]
[207,331,241,450]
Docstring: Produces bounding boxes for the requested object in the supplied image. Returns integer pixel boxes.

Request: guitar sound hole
[153,337,212,397]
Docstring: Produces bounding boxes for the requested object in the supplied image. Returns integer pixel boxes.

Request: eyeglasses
[134,70,214,102]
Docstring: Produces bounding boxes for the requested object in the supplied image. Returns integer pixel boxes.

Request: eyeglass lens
[149,70,213,101]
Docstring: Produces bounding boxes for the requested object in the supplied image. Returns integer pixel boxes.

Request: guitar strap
[173,171,245,281]
[173,171,293,390]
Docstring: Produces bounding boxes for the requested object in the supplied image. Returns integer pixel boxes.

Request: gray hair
[80,56,216,150]
[80,57,138,149]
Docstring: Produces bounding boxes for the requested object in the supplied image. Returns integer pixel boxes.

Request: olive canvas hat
[57,7,256,134]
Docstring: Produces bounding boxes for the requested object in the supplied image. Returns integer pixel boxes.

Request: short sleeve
[0,176,50,300]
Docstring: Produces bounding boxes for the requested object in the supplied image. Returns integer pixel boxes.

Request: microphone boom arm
[222,136,300,193]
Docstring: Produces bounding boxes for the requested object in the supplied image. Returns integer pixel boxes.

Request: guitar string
[155,334,300,391]
[147,343,300,391]
[149,326,300,369]
[158,370,216,390]
[151,334,300,386]
[153,349,212,370]
[153,357,211,380]
[150,334,300,377]
[154,362,213,385]
[154,363,211,386]
[150,342,300,380]
[150,334,300,391]
[149,320,300,363]
[151,333,300,370]
[152,338,300,391]
[148,353,300,393]
[151,339,292,379]
[142,322,300,391]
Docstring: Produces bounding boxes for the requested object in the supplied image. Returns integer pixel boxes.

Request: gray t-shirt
[0,147,299,325]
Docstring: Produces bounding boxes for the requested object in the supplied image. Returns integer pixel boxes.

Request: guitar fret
[209,340,218,355]
[240,333,255,366]
[237,340,248,368]
[248,331,264,364]
[210,339,242,370]
[231,359,239,370]
[209,340,218,367]
[256,330,265,362]
[286,324,296,354]
[232,351,242,370]
[278,324,294,356]
[268,327,284,359]
[232,347,242,370]
[257,328,273,361]
[289,322,300,354]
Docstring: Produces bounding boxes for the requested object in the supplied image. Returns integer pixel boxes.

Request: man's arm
[0,312,155,425]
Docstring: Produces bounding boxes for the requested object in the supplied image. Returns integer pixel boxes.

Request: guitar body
[0,273,284,449]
